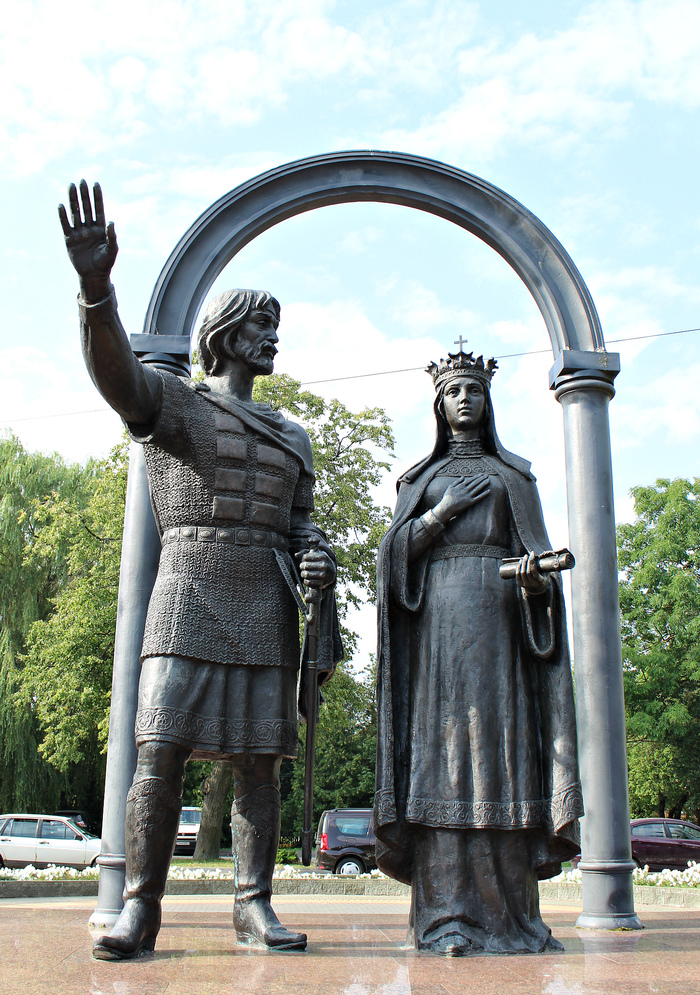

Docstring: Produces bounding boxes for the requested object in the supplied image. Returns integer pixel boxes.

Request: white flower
[0,863,100,881]
[8,860,697,888]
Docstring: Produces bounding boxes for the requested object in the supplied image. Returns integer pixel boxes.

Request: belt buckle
[236,528,250,546]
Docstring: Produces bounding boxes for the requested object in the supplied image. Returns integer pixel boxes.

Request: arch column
[89,444,160,928]
[90,348,189,930]
[553,363,641,929]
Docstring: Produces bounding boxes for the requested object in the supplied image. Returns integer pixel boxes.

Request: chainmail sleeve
[292,470,315,511]
[124,371,188,455]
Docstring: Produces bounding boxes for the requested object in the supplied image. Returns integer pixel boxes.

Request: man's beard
[227,339,275,375]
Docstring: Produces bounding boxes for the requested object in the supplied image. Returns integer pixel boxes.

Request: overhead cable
[1,325,698,424]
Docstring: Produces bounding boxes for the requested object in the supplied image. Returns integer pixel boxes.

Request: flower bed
[3,862,700,888]
[0,863,385,883]
[552,862,700,888]
[0,864,99,882]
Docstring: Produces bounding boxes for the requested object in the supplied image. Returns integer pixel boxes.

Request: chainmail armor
[129,372,313,667]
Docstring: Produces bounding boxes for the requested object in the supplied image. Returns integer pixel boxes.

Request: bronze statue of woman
[374,347,583,956]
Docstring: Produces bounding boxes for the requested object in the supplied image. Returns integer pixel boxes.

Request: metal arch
[91,150,637,934]
[143,150,605,357]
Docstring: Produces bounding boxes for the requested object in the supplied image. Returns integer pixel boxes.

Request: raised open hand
[58,180,118,301]
[432,473,491,524]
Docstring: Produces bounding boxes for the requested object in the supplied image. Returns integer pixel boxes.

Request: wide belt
[161,525,288,552]
[430,543,511,561]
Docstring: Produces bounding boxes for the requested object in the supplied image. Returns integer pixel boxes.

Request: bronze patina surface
[375,347,583,955]
[59,181,342,960]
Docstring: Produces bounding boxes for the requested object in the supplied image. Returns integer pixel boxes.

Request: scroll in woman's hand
[499,548,575,580]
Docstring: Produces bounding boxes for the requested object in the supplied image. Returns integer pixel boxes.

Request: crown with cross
[426,336,498,391]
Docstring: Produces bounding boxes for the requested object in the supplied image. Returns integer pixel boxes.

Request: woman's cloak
[374,450,584,885]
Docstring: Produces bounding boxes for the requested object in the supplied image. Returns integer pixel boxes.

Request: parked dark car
[574,818,700,871]
[315,808,377,875]
[630,818,700,871]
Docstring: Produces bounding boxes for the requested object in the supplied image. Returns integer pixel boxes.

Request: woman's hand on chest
[432,473,491,525]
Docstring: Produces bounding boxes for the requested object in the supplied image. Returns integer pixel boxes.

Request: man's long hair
[196,289,280,375]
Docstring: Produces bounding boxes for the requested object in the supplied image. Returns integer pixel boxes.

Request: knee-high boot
[93,776,182,960]
[231,784,307,950]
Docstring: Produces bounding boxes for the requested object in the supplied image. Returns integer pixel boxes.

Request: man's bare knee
[232,754,282,797]
[134,741,190,788]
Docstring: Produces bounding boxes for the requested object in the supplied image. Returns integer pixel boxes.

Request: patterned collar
[447,439,485,457]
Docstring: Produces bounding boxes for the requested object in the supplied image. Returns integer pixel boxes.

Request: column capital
[549,350,620,391]
[130,333,191,377]
[553,372,617,403]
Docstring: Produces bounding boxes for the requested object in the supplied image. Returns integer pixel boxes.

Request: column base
[88,909,121,930]
[88,852,126,933]
[576,911,644,931]
[577,858,643,931]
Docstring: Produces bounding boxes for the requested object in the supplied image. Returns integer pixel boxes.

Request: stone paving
[1,893,699,994]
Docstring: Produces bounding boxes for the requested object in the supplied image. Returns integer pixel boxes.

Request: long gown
[375,438,583,954]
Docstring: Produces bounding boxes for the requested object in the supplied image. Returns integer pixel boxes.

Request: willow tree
[0,435,92,811]
[19,443,128,824]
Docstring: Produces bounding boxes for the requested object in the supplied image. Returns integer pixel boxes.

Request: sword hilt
[304,536,323,610]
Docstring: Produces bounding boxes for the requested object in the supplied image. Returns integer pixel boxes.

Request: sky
[1,0,699,666]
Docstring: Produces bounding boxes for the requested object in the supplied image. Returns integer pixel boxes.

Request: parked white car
[0,813,101,869]
[174,806,202,855]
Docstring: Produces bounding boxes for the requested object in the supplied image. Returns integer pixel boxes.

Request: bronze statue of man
[59,181,342,960]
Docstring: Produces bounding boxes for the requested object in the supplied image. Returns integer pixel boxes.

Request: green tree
[18,442,128,824]
[280,660,377,840]
[618,477,700,821]
[252,374,393,651]
[0,434,94,812]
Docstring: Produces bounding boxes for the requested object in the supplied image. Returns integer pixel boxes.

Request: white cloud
[613,361,700,451]
[0,0,374,175]
[0,346,122,462]
[3,0,700,178]
[592,265,700,302]
[337,227,381,255]
[7,0,698,179]
[273,297,438,416]
[75,155,282,270]
[377,278,478,337]
[382,80,629,164]
[381,0,700,163]
[584,263,700,363]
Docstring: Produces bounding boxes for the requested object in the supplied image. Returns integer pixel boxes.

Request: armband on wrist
[77,285,117,323]
[420,509,445,537]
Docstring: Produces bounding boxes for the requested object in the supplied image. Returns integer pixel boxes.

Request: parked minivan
[315,808,376,875]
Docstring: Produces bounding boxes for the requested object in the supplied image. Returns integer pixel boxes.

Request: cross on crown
[426,337,498,390]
